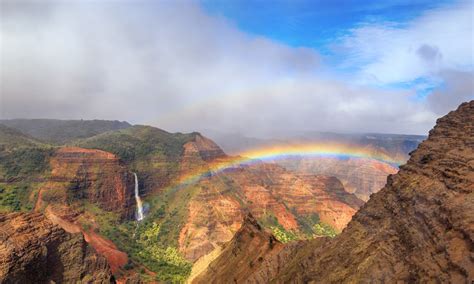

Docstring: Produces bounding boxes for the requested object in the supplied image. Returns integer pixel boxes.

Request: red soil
[83,230,128,273]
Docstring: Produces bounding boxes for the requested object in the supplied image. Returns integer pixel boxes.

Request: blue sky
[201,0,454,50]
[1,0,472,135]
[201,0,463,99]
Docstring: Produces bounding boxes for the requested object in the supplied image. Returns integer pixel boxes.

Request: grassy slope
[0,124,43,149]
[0,119,131,144]
[0,124,53,212]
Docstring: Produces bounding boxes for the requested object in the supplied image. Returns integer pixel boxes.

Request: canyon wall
[194,101,474,283]
[0,212,114,283]
[277,157,398,201]
[178,160,363,261]
[35,147,135,219]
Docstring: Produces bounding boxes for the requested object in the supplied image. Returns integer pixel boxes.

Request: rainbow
[172,143,405,189]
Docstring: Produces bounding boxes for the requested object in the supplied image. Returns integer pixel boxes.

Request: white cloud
[338,0,473,85]
[0,0,469,136]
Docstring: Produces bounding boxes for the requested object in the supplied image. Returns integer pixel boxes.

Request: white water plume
[133,173,144,221]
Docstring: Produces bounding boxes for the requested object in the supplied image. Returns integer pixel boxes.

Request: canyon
[194,101,474,283]
[1,100,470,282]
[177,161,364,261]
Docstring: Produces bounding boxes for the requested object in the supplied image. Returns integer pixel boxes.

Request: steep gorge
[0,119,417,282]
[194,101,474,283]
[177,158,364,261]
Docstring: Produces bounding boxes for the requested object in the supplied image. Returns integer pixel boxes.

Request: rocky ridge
[192,213,290,283]
[0,212,114,283]
[194,101,474,283]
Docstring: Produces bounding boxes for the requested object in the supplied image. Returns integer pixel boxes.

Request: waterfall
[133,173,144,221]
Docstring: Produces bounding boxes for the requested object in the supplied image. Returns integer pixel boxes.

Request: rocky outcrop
[194,101,474,283]
[0,212,113,283]
[192,213,290,284]
[188,134,227,161]
[228,163,362,231]
[179,185,244,261]
[179,134,228,176]
[35,147,135,219]
[178,160,364,261]
[278,156,399,201]
[298,174,365,210]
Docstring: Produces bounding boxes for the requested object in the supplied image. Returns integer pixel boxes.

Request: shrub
[271,226,297,243]
[312,222,337,238]
[0,148,52,179]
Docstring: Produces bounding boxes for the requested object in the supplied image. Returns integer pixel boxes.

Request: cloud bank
[0,0,472,136]
[338,0,473,114]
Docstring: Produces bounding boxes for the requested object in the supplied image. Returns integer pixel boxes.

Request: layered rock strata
[0,212,114,283]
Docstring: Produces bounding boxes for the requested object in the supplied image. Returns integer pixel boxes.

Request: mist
[1,0,472,136]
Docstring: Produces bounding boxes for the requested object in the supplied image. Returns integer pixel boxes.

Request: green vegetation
[82,182,198,283]
[0,147,53,179]
[0,183,35,212]
[0,119,131,144]
[0,147,52,213]
[271,226,298,243]
[312,222,337,238]
[136,222,192,282]
[260,211,338,241]
[296,213,321,236]
[0,124,43,149]
[75,126,194,164]
[0,126,53,213]
[259,213,298,243]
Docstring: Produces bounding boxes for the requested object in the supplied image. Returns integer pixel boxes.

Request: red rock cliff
[178,160,364,261]
[35,147,135,219]
[194,101,474,283]
[0,212,114,283]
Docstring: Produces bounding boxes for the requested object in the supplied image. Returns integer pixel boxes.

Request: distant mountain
[203,129,424,201]
[203,129,425,157]
[277,156,398,201]
[0,119,131,144]
[194,101,474,283]
[201,129,284,155]
[0,124,44,149]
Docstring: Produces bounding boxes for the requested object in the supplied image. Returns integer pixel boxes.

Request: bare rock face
[35,147,135,219]
[0,212,113,283]
[195,101,474,283]
[179,134,228,177]
[181,134,227,164]
[192,213,289,284]
[178,161,364,261]
[278,156,399,201]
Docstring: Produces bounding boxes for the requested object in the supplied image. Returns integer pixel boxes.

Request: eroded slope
[0,212,113,283]
[195,101,474,283]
